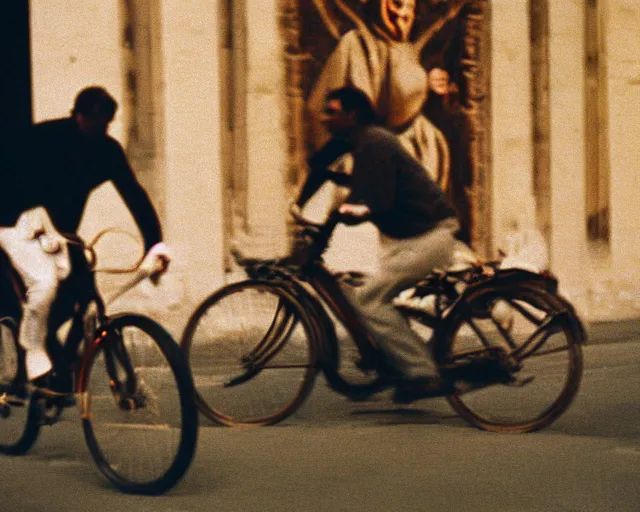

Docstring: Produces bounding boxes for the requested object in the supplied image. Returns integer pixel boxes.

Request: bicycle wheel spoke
[0,319,41,455]
[181,280,317,426]
[445,286,583,433]
[82,315,197,495]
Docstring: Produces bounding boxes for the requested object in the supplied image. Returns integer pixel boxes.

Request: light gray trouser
[348,218,459,380]
[0,207,71,380]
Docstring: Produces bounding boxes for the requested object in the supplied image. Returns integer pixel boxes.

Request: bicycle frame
[237,215,568,387]
[1,232,155,398]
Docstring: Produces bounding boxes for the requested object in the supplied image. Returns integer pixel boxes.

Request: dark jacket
[347,125,456,239]
[1,118,161,251]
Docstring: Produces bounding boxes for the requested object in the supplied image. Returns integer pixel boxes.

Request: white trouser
[346,218,459,379]
[0,207,71,379]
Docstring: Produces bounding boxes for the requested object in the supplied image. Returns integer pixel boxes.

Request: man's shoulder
[103,134,125,152]
[30,117,72,136]
[358,125,402,150]
[33,117,72,128]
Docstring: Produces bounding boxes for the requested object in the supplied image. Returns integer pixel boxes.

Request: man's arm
[296,137,352,208]
[109,145,162,252]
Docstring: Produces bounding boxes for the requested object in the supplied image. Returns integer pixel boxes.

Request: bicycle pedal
[505,375,535,388]
[116,393,147,411]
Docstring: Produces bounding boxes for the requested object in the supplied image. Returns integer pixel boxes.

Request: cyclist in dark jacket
[0,86,168,394]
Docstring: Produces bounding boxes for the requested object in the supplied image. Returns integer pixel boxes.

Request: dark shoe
[31,370,74,399]
[0,379,28,400]
[391,376,452,404]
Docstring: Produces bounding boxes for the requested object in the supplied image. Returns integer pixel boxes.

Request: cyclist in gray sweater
[313,86,460,402]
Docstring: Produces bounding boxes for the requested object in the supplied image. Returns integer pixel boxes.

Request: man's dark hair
[72,86,118,119]
[326,87,377,125]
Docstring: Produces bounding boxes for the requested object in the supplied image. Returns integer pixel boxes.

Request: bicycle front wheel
[80,314,198,495]
[442,285,583,433]
[0,318,42,455]
[181,280,318,426]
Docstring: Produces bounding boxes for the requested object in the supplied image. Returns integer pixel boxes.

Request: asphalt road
[1,337,639,512]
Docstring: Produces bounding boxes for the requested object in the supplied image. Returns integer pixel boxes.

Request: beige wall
[233,0,290,259]
[29,0,225,336]
[599,0,640,319]
[158,0,225,314]
[28,1,640,323]
[547,0,590,314]
[490,0,537,254]
[607,0,640,279]
[30,0,125,138]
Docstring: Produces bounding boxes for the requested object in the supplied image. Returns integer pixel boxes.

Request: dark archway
[0,1,32,156]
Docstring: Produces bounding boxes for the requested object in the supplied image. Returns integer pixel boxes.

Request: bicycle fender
[287,280,339,367]
[435,271,536,331]
[250,275,336,365]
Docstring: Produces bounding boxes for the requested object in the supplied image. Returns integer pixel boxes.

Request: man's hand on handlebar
[140,242,171,285]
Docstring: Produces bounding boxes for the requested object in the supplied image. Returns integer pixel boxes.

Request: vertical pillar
[606,0,640,282]
[235,0,289,258]
[547,0,589,310]
[490,0,537,254]
[158,0,225,306]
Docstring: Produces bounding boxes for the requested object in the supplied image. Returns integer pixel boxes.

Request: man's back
[3,117,160,244]
[348,125,456,239]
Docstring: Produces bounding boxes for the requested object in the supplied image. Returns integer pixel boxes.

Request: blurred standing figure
[0,86,169,394]
[307,0,451,190]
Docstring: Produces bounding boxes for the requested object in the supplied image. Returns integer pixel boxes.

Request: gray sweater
[347,125,456,239]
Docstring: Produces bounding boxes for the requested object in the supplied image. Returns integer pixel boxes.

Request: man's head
[322,87,377,136]
[71,86,117,137]
[428,67,450,96]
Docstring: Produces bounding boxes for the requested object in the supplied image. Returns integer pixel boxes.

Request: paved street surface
[2,335,639,512]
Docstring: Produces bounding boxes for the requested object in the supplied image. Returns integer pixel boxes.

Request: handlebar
[231,206,365,273]
[80,228,146,274]
[62,228,167,306]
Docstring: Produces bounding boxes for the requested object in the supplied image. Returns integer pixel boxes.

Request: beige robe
[307,29,449,190]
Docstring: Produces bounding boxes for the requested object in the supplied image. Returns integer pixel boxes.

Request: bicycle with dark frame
[0,229,198,495]
[181,208,585,433]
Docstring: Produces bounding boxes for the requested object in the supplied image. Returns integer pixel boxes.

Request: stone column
[490,0,538,255]
[606,0,640,282]
[547,0,589,312]
[157,1,225,310]
[602,0,640,318]
[234,0,289,259]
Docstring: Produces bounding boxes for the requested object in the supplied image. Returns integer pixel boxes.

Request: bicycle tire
[441,285,583,433]
[79,314,198,495]
[0,318,42,455]
[181,280,319,426]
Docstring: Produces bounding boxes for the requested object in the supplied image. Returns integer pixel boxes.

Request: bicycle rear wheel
[441,285,583,433]
[0,318,42,455]
[80,314,198,495]
[181,280,318,426]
